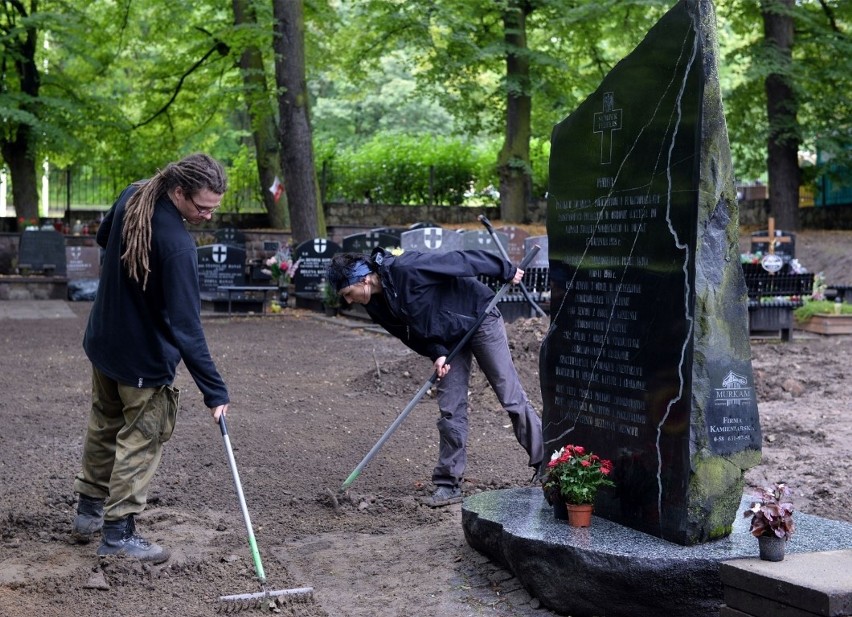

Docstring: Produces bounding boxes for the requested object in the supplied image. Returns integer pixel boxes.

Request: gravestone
[17,230,67,276]
[521,235,551,305]
[65,246,100,280]
[524,235,549,268]
[539,0,760,546]
[408,221,441,230]
[400,227,463,253]
[496,226,529,263]
[461,229,509,255]
[750,229,796,265]
[370,226,405,239]
[342,229,402,253]
[214,227,247,248]
[292,238,341,296]
[197,243,247,299]
[65,245,101,301]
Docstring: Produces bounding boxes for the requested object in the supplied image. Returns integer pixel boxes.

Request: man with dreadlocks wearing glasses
[71,153,230,563]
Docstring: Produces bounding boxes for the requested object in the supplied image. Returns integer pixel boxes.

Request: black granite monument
[539,0,760,546]
[461,3,847,616]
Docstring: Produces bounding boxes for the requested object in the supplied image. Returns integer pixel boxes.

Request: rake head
[215,586,315,613]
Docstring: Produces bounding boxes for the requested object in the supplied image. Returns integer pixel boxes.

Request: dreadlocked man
[72,153,230,563]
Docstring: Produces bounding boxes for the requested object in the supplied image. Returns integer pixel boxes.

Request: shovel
[338,244,541,494]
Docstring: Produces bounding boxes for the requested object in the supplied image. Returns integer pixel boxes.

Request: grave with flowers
[461,3,852,617]
[741,219,815,341]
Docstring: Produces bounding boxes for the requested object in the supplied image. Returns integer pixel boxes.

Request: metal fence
[1,165,265,217]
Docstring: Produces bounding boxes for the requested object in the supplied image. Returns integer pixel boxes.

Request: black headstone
[292,238,341,294]
[18,230,67,276]
[540,0,760,545]
[461,230,509,255]
[524,236,549,268]
[342,230,402,253]
[197,244,247,296]
[408,221,441,230]
[400,228,463,253]
[214,227,247,248]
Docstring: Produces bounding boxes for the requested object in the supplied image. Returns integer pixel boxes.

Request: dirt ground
[0,230,850,617]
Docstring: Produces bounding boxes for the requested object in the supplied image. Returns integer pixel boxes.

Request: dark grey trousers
[433,310,544,488]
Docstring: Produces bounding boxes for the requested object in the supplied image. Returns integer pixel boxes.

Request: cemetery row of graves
[4,220,848,340]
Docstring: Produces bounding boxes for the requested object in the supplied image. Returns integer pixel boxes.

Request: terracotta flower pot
[565,503,594,527]
[758,534,786,561]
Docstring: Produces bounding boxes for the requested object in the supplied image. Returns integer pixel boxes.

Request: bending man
[327,248,544,507]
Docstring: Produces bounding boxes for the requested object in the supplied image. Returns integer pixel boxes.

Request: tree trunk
[272,0,325,244]
[1,133,40,221]
[232,0,289,230]
[0,1,41,221]
[761,0,800,231]
[497,0,533,224]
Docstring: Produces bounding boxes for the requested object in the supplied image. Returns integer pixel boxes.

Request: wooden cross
[751,217,792,256]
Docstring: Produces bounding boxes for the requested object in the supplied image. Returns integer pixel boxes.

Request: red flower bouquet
[543,444,615,505]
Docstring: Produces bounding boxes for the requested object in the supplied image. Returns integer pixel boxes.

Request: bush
[317,132,551,206]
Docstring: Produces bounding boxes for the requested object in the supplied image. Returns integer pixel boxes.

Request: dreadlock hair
[121,153,227,290]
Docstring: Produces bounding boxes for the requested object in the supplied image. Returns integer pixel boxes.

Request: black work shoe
[96,515,170,564]
[531,462,548,485]
[71,494,105,544]
[420,486,463,508]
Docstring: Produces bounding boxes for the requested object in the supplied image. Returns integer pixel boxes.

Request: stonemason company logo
[714,371,753,407]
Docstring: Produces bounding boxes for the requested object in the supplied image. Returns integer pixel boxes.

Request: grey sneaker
[97,515,170,564]
[71,494,105,544]
[420,486,463,508]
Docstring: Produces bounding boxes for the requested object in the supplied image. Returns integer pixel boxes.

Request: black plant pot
[758,535,786,561]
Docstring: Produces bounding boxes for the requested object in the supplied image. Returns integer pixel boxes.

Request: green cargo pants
[74,366,180,521]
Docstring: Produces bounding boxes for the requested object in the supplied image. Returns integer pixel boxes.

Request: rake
[216,415,314,611]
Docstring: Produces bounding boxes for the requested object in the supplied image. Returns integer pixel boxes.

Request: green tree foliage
[719,0,850,192]
[0,0,98,218]
[321,0,671,221]
[2,0,280,217]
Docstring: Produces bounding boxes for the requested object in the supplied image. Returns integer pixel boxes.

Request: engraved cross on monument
[593,92,623,165]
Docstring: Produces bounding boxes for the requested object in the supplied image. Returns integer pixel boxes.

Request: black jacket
[364,249,514,360]
[83,185,229,408]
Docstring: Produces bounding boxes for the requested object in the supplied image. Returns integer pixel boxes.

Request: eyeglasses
[188,194,220,216]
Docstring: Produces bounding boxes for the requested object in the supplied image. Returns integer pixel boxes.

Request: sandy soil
[0,230,850,617]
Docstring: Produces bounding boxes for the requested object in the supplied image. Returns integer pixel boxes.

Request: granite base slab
[721,550,852,617]
[461,487,852,617]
